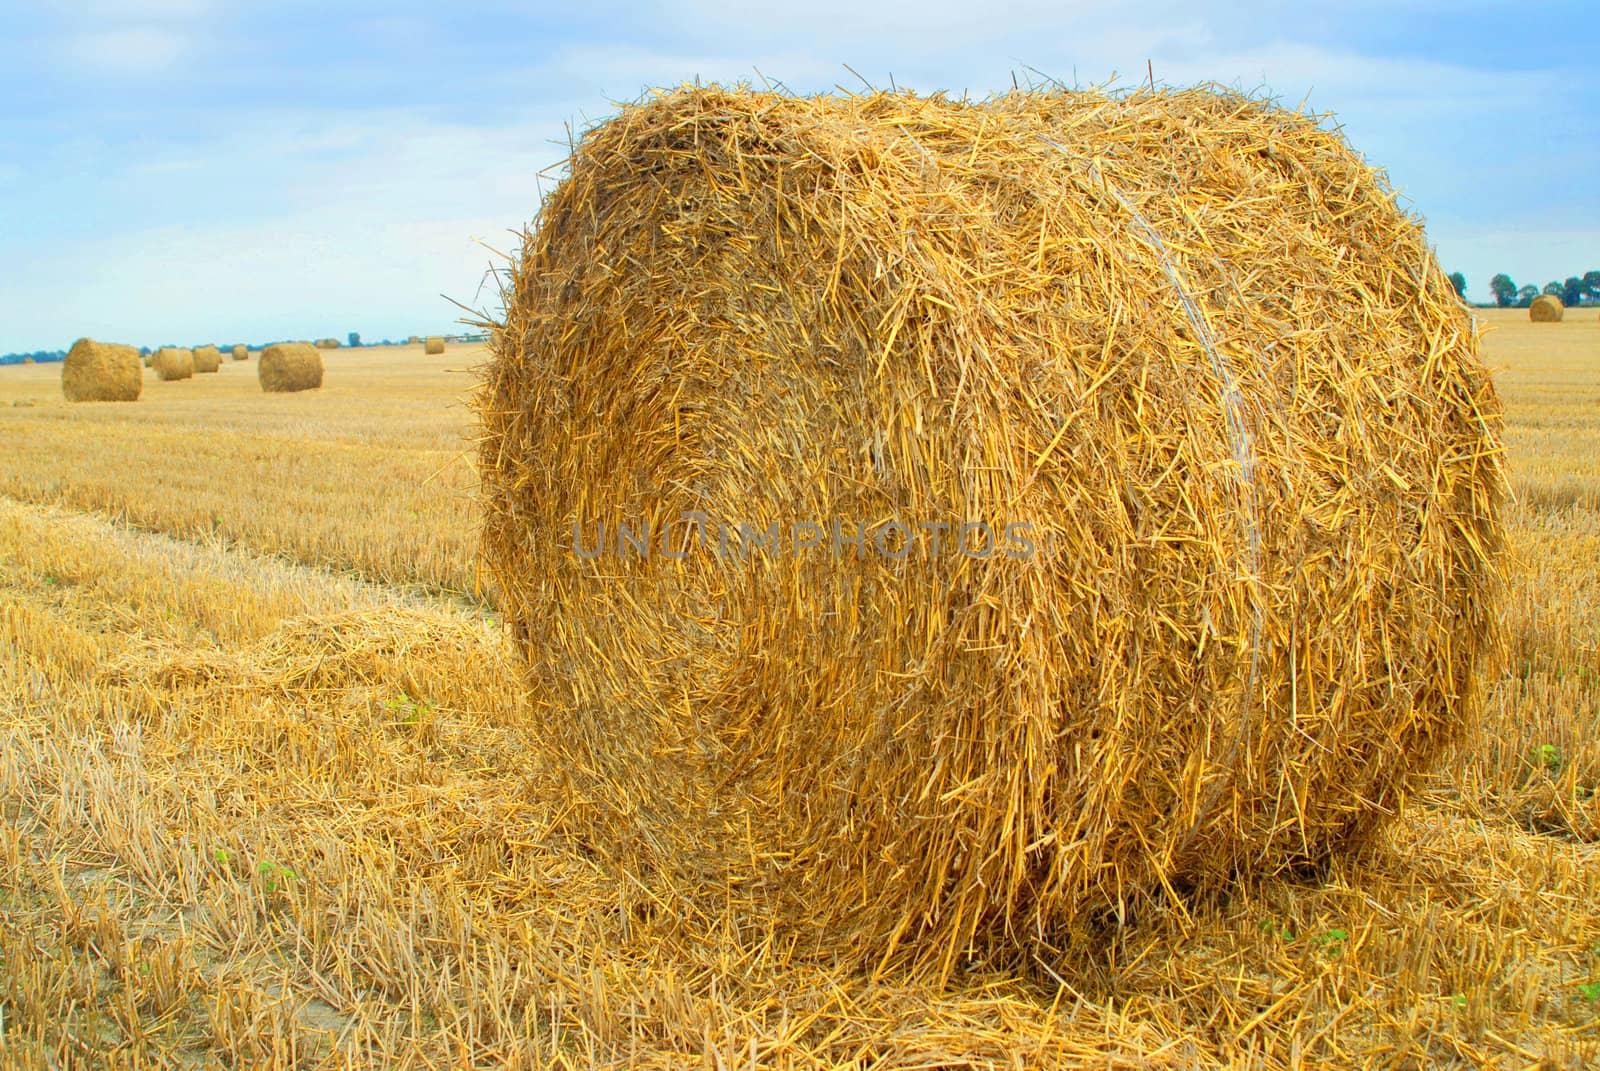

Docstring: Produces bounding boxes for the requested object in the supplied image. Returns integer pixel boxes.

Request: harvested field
[0,302,1596,1068]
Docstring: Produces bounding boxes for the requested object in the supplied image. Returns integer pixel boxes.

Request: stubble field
[0,311,1596,1068]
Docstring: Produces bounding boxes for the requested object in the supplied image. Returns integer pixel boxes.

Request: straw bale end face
[476,85,1508,977]
[258,342,324,392]
[152,347,195,381]
[1529,294,1564,322]
[62,338,143,402]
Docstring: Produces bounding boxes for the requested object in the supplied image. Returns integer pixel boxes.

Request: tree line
[1450,271,1600,309]
[0,348,66,366]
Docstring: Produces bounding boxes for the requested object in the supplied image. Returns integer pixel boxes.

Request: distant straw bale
[232,344,249,361]
[314,337,341,349]
[62,338,143,402]
[191,345,223,373]
[1529,295,1564,322]
[477,85,1508,977]
[424,336,445,355]
[258,342,323,392]
[152,347,194,381]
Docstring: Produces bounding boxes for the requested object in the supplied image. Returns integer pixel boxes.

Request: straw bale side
[1529,294,1564,322]
[62,338,142,402]
[153,347,194,381]
[258,342,323,392]
[477,87,1506,975]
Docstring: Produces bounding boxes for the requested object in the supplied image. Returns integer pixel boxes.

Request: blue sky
[1,1,1594,352]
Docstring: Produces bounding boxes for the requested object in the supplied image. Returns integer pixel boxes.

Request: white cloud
[2,211,515,348]
[62,27,191,74]
[359,14,432,51]
[532,42,842,106]
[0,108,568,348]
[49,0,215,18]
[127,157,205,175]
[1145,40,1551,110]
[4,3,1593,349]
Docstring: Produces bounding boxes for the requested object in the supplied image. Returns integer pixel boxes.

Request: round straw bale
[314,337,341,349]
[152,347,194,381]
[232,344,249,361]
[477,87,1507,974]
[61,338,143,402]
[424,336,446,355]
[191,344,223,373]
[1529,294,1564,322]
[258,342,323,392]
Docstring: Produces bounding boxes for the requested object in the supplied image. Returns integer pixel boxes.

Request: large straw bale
[62,338,142,402]
[1529,294,1564,322]
[231,344,249,360]
[152,347,194,381]
[258,342,323,392]
[192,344,223,373]
[424,336,446,355]
[476,86,1507,976]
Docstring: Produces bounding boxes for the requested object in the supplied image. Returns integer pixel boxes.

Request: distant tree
[1490,273,1517,308]
[1585,270,1600,303]
[1516,285,1540,308]
[348,331,361,348]
[1543,281,1565,298]
[1448,271,1467,298]
[1563,277,1585,308]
